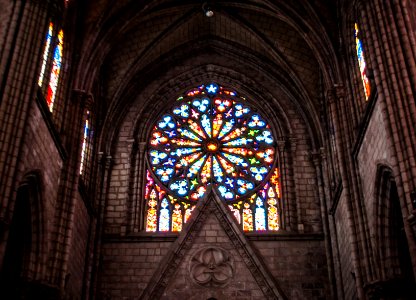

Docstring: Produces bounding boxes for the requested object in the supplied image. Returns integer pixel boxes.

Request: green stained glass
[148,83,276,202]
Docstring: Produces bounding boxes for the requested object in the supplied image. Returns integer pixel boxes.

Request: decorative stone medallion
[189,247,234,287]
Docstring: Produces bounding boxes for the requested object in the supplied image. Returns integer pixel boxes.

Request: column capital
[326,84,345,104]
[276,139,287,151]
[288,137,297,151]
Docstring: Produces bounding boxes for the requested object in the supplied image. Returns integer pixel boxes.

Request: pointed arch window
[46,29,64,112]
[354,23,371,100]
[38,22,53,88]
[80,110,94,177]
[38,23,64,112]
[144,83,282,233]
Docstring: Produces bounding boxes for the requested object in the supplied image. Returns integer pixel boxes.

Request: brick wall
[162,214,266,300]
[0,1,15,67]
[253,239,329,299]
[98,207,329,299]
[357,99,394,236]
[17,100,63,268]
[334,191,356,299]
[65,192,91,298]
[98,241,174,299]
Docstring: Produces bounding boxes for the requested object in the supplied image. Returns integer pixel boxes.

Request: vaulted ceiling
[73,0,341,149]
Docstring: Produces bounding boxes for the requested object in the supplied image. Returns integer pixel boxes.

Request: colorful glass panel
[159,198,170,232]
[79,111,90,175]
[172,203,183,232]
[145,83,282,233]
[38,22,53,87]
[148,83,276,202]
[46,29,64,111]
[243,203,254,231]
[354,23,371,100]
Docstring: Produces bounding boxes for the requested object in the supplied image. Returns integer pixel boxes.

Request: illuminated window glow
[355,23,371,100]
[145,83,282,232]
[38,23,53,87]
[80,111,90,175]
[46,29,64,111]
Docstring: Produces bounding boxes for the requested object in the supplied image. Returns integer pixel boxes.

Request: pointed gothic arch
[0,171,48,298]
[142,82,283,233]
[369,165,416,298]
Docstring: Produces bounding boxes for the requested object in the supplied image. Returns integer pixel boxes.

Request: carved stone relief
[189,247,234,287]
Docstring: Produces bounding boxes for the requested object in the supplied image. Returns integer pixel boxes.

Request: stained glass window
[144,83,281,232]
[38,22,53,87]
[46,29,64,112]
[80,111,91,175]
[354,23,371,100]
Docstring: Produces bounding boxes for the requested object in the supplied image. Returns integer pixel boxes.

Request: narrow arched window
[38,22,53,88]
[354,23,371,100]
[37,23,65,112]
[80,110,95,181]
[144,83,282,232]
[46,29,64,112]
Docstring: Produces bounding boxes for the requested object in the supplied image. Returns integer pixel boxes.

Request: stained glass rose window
[145,83,282,232]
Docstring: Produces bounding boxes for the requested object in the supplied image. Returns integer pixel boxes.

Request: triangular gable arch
[141,190,287,299]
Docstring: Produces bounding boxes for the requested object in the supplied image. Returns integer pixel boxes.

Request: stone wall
[66,192,91,298]
[98,241,174,299]
[357,99,394,238]
[334,191,356,299]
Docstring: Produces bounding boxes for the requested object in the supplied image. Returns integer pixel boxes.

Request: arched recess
[115,69,313,235]
[0,171,48,298]
[369,165,416,298]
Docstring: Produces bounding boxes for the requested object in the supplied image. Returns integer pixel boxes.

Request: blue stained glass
[171,147,199,157]
[212,156,224,182]
[159,198,170,231]
[148,83,276,202]
[236,179,254,195]
[223,137,251,147]
[165,130,176,137]
[225,177,235,188]
[218,119,235,139]
[170,179,188,196]
[187,155,206,178]
[178,128,202,142]
[150,150,168,164]
[206,83,218,94]
[158,115,176,129]
[146,83,281,233]
[163,157,176,166]
[173,104,189,118]
[250,166,268,181]
[218,185,234,199]
[248,115,266,128]
[156,167,174,182]
[200,114,212,137]
[192,98,210,112]
[255,197,266,230]
[222,153,248,167]
[255,130,274,144]
[234,104,250,117]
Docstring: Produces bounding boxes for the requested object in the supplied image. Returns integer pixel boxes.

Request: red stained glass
[144,83,282,232]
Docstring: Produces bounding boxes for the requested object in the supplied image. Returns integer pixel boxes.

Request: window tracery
[144,83,281,232]
[38,24,65,112]
[46,29,64,112]
[354,23,371,100]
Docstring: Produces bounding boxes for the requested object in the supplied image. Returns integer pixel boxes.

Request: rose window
[145,83,282,232]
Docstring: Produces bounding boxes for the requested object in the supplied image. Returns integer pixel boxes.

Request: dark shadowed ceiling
[73,0,341,150]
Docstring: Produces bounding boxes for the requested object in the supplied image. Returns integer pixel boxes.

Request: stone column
[47,90,90,290]
[362,0,416,275]
[0,0,61,222]
[89,153,112,299]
